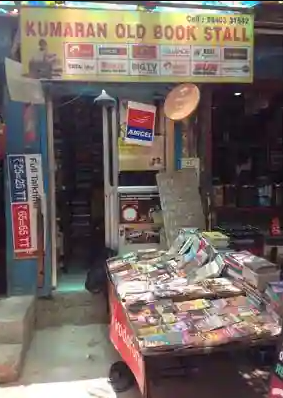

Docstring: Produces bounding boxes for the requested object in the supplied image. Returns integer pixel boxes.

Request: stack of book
[224,251,250,280]
[265,281,283,316]
[202,231,230,250]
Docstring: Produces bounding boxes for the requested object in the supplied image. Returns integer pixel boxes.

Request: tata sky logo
[125,103,156,146]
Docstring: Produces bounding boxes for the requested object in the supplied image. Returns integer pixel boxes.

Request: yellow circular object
[164,83,200,121]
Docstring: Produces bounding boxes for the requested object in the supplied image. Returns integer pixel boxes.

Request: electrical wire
[56,94,82,108]
[53,81,93,108]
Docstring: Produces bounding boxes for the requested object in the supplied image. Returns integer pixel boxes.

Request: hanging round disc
[164,83,200,121]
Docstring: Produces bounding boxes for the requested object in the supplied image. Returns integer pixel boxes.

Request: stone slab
[157,169,205,247]
[0,296,35,345]
[0,344,23,384]
[36,291,108,329]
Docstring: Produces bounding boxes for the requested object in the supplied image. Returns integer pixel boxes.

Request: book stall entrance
[19,3,283,396]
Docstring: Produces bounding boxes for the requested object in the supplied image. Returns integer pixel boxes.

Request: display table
[105,229,282,397]
[107,276,279,398]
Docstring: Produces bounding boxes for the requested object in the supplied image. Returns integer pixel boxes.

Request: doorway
[53,96,105,284]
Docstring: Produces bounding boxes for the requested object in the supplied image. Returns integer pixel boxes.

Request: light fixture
[234,92,242,96]
[93,90,116,108]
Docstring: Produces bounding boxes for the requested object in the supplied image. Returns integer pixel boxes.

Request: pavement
[0,324,271,398]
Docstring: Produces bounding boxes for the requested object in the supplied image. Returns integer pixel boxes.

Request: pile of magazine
[107,229,281,352]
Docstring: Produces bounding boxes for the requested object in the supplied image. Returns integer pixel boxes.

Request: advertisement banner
[125,102,156,146]
[8,154,45,259]
[20,7,254,83]
[119,192,162,246]
[120,192,161,224]
[119,100,164,171]
[109,283,145,393]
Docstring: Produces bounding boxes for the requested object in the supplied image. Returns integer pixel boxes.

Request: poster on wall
[119,224,161,245]
[125,102,156,146]
[20,7,254,83]
[8,154,45,260]
[120,192,162,224]
[119,192,162,246]
[119,100,164,171]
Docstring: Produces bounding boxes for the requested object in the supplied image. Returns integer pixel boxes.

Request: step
[0,296,35,383]
[36,291,108,329]
[0,296,35,345]
[0,344,23,384]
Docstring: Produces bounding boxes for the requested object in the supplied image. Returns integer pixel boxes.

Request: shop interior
[53,96,105,277]
[211,82,283,252]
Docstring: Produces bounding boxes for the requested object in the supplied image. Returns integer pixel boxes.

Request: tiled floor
[56,272,86,293]
[0,324,270,398]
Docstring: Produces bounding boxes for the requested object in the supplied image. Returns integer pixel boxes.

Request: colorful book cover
[201,328,229,345]
[162,313,177,324]
[194,315,224,332]
[155,299,176,315]
[175,299,211,312]
[137,326,164,337]
[142,334,171,348]
[182,331,203,347]
[187,309,208,321]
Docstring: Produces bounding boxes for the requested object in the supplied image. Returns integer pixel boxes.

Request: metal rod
[46,94,57,288]
[102,106,111,248]
[111,106,119,250]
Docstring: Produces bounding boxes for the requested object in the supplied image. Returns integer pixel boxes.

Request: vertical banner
[125,102,156,146]
[8,154,45,260]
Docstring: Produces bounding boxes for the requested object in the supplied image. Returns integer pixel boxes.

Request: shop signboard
[20,7,254,83]
[8,154,45,259]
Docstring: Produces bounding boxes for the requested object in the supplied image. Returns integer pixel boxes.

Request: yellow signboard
[21,7,254,83]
